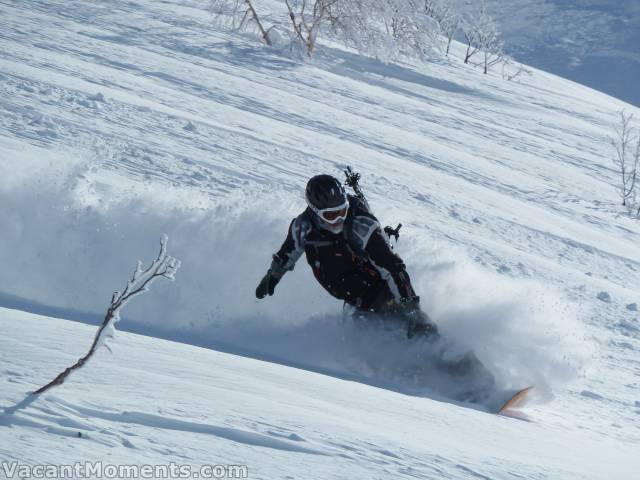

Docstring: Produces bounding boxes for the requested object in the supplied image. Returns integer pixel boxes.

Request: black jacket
[273,195,416,310]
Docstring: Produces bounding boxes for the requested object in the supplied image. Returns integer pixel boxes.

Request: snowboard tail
[497,386,534,415]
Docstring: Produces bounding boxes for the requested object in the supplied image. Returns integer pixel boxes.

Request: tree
[283,0,339,56]
[211,0,273,45]
[391,0,443,60]
[611,110,640,215]
[462,0,503,73]
[425,0,459,55]
[211,0,468,65]
[326,0,442,62]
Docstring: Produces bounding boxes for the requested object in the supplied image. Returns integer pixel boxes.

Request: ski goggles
[309,200,349,224]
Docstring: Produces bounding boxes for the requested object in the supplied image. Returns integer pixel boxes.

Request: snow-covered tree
[462,0,503,73]
[391,0,443,60]
[212,0,466,64]
[424,0,459,55]
[283,0,337,56]
[211,0,273,45]
[327,0,442,62]
[611,111,640,215]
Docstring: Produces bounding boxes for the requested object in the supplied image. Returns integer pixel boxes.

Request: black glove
[399,296,439,339]
[255,256,288,299]
[398,295,420,317]
[407,315,439,339]
[255,271,281,299]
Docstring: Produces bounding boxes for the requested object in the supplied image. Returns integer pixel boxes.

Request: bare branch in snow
[501,57,533,81]
[33,235,181,395]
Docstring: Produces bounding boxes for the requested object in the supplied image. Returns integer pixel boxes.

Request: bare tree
[634,138,640,218]
[284,0,341,56]
[631,137,640,218]
[211,0,273,45]
[425,0,459,55]
[611,110,639,213]
[33,235,181,395]
[462,0,503,73]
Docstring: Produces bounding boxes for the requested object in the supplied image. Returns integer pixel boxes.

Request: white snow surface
[1,0,639,478]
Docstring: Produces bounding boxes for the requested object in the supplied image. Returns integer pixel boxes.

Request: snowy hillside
[1,0,640,478]
[1,308,637,479]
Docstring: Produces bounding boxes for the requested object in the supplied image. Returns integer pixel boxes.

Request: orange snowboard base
[497,386,534,415]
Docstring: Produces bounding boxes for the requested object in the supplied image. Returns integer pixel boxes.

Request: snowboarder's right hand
[255,271,281,299]
[399,296,439,339]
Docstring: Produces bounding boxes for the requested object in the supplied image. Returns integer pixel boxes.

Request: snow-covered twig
[33,235,181,395]
[501,57,533,81]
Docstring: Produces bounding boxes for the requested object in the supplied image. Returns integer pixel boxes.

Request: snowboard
[497,386,534,416]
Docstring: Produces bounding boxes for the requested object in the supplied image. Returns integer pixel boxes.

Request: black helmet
[305,175,349,232]
[305,175,347,210]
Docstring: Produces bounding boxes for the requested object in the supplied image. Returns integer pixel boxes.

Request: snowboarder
[255,174,437,338]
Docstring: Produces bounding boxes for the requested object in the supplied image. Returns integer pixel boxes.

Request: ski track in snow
[1,0,640,478]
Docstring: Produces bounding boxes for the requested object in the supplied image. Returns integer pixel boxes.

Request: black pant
[356,282,398,313]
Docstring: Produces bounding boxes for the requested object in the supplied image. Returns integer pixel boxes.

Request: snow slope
[1,308,636,479]
[1,0,640,478]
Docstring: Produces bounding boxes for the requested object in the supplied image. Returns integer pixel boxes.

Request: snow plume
[0,145,334,331]
[0,145,590,408]
[208,240,592,410]
[406,241,593,397]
